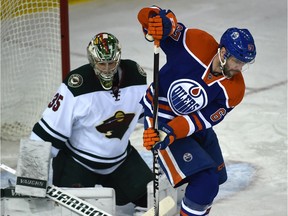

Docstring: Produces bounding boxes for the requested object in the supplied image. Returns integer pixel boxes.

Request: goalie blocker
[15,138,52,197]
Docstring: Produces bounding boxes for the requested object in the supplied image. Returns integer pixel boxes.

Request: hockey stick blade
[1,163,112,216]
[143,196,176,216]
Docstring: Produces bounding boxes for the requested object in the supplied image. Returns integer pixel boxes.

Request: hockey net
[1,0,69,141]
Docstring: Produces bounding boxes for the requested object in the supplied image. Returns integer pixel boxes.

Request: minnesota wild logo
[96,111,135,139]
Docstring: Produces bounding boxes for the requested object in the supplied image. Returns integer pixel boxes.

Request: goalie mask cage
[1,0,70,141]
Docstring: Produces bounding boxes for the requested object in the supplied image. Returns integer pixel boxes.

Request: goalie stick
[0,163,112,216]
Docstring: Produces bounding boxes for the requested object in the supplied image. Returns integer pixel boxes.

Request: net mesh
[1,0,62,141]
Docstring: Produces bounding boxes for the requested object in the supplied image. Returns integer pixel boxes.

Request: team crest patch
[68,74,83,88]
[167,79,208,115]
[183,153,193,162]
[96,111,135,139]
[137,63,147,77]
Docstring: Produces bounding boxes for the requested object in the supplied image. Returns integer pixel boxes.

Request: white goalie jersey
[30,60,147,174]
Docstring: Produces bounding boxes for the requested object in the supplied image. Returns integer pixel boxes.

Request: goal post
[1,0,70,141]
[60,0,71,78]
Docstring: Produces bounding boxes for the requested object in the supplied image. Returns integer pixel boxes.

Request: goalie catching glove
[143,123,176,150]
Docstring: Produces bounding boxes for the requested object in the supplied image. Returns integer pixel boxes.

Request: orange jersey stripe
[190,113,203,131]
[146,89,153,104]
[159,149,184,186]
[159,103,172,112]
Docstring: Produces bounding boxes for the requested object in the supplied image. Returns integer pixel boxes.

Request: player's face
[95,61,118,79]
[223,56,246,79]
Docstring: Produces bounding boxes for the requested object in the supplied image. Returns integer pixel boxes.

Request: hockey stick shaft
[0,163,112,216]
[152,40,160,216]
[0,163,16,175]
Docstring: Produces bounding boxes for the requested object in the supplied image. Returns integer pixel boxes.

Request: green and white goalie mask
[87,32,121,90]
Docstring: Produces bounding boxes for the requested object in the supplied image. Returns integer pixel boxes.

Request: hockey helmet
[87,32,121,90]
[219,28,256,63]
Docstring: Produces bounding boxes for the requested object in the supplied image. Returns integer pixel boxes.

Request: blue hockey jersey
[139,19,245,138]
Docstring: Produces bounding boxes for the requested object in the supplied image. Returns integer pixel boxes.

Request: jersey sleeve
[30,83,77,150]
[168,101,233,139]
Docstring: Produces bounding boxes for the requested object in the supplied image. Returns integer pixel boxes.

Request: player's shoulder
[63,64,102,96]
[220,73,245,107]
[186,28,216,42]
[119,59,147,87]
[184,28,218,66]
[186,28,218,52]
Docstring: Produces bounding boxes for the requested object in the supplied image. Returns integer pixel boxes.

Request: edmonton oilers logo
[167,79,208,115]
[183,153,193,162]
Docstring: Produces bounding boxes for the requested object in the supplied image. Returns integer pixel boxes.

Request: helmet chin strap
[218,48,226,71]
[218,48,231,79]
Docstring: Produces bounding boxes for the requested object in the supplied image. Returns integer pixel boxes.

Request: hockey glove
[143,128,160,150]
[148,9,177,40]
[143,123,176,150]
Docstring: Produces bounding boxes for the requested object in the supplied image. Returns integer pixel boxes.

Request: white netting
[1,0,62,141]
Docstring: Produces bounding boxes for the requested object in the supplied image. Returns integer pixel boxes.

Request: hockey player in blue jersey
[138,5,256,216]
[30,32,153,210]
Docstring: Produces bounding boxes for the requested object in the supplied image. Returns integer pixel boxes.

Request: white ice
[1,0,287,215]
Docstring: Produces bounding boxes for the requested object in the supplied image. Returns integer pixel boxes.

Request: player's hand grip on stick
[144,128,160,150]
[143,123,176,150]
[148,9,177,41]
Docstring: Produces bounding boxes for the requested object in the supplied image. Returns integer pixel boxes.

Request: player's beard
[222,64,241,79]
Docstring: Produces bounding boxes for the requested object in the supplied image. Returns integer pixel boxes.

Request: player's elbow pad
[167,116,190,139]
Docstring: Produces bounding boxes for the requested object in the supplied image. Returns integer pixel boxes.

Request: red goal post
[1,0,70,141]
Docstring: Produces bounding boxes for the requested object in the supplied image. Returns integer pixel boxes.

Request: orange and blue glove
[143,123,176,150]
[147,9,177,41]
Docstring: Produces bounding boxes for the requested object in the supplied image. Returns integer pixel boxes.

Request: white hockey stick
[0,163,112,216]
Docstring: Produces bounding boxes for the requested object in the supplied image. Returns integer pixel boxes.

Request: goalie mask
[87,33,121,90]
